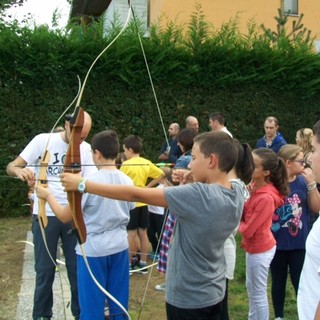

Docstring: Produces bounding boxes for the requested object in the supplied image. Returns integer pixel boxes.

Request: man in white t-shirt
[209,111,233,137]
[6,111,96,320]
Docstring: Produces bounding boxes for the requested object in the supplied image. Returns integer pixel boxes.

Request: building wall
[149,0,320,39]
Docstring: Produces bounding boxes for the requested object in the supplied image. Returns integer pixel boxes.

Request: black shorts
[127,206,149,230]
[166,301,222,320]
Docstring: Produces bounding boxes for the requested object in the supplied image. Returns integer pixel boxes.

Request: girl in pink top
[238,148,289,320]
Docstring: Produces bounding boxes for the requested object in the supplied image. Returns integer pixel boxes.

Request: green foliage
[1,4,320,217]
[261,8,313,51]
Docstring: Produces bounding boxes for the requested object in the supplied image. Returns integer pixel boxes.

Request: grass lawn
[0,218,299,320]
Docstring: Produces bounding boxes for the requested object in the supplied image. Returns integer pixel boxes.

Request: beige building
[150,0,320,49]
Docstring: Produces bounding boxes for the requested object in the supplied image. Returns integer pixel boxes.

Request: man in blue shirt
[158,123,182,164]
[255,116,287,153]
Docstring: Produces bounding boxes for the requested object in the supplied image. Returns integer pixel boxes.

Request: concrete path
[17,231,74,320]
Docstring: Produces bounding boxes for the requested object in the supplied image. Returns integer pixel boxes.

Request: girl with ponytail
[238,148,289,320]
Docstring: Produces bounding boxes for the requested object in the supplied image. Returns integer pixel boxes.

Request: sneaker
[155,283,166,291]
[104,305,110,320]
[147,252,160,261]
[130,263,148,275]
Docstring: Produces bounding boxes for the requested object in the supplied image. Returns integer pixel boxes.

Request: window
[283,0,298,15]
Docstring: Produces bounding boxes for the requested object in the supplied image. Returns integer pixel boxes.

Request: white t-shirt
[297,217,320,319]
[220,127,233,138]
[224,179,248,280]
[20,132,97,216]
[148,184,165,215]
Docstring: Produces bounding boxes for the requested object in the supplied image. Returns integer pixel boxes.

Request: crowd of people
[6,111,320,320]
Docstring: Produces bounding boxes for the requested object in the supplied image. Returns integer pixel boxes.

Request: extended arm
[36,186,72,223]
[61,173,168,207]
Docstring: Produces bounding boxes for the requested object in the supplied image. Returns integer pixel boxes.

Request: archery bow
[63,106,86,244]
[61,4,133,319]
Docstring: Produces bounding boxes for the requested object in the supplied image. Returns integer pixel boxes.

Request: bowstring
[129,3,170,150]
[129,3,172,318]
[67,2,133,319]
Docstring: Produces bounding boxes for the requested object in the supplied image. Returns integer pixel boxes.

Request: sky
[2,0,71,29]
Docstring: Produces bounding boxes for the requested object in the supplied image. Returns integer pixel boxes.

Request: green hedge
[1,8,320,217]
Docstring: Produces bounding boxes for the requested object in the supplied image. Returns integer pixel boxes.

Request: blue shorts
[77,249,129,319]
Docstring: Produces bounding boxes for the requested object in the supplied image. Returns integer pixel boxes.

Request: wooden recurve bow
[63,106,87,244]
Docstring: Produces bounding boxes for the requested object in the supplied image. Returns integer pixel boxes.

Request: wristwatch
[78,178,87,193]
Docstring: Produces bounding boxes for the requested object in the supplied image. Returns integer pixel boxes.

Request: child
[37,130,134,320]
[120,134,164,273]
[271,144,320,320]
[147,167,172,260]
[60,131,250,320]
[222,141,254,320]
[174,128,197,168]
[238,148,289,320]
[155,128,197,290]
[170,140,254,319]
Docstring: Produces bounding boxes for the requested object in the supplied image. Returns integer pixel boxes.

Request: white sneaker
[155,283,166,291]
[275,318,284,320]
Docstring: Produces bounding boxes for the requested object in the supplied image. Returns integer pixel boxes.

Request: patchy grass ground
[0,218,299,320]
[0,217,167,320]
[0,217,31,320]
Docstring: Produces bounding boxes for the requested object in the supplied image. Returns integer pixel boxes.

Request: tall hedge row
[1,9,320,217]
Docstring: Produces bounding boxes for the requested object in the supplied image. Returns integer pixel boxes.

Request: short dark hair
[123,135,142,154]
[177,128,197,152]
[91,130,119,160]
[194,131,237,173]
[209,112,225,125]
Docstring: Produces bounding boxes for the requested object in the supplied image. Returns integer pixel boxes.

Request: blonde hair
[161,167,174,186]
[278,144,303,161]
[296,128,313,156]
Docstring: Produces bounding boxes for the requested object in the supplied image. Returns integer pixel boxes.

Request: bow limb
[37,150,50,228]
[64,106,86,244]
[74,2,132,109]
